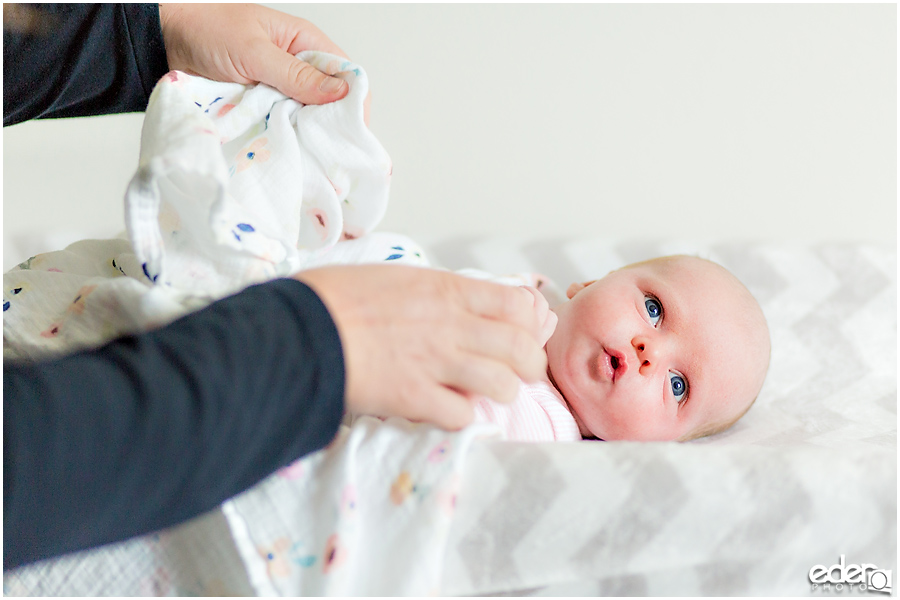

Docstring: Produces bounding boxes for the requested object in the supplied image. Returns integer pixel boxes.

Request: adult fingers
[520,285,557,346]
[245,40,349,105]
[441,352,523,406]
[405,385,477,431]
[454,315,547,388]
[521,285,548,313]
[456,278,546,342]
[260,9,349,59]
[249,8,352,105]
[540,310,558,347]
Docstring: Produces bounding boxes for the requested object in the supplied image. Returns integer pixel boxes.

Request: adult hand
[295,265,549,430]
[158,4,362,110]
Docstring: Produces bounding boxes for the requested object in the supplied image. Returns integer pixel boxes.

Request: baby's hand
[520,286,557,347]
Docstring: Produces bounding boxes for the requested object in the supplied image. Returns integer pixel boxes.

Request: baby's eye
[644,296,662,326]
[669,372,687,401]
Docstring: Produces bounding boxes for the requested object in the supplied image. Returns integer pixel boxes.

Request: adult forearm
[2,3,169,126]
[3,278,345,570]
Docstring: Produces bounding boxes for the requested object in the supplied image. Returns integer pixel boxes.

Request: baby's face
[545,256,769,441]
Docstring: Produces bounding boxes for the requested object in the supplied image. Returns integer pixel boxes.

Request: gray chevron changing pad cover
[4,238,895,596]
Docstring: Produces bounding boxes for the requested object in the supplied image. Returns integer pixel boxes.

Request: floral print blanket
[224,415,498,595]
[4,51,395,362]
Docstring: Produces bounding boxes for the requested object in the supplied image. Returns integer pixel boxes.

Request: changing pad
[5,237,895,596]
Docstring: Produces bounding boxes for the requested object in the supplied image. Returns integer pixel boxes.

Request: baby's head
[545,255,770,442]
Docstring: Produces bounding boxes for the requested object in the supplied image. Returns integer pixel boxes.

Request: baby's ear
[566,281,595,299]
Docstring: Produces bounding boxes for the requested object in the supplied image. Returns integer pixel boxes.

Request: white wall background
[3,3,896,271]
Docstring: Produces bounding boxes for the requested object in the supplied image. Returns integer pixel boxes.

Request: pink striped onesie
[473,380,582,442]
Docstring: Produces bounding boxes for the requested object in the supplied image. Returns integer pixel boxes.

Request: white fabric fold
[3,52,400,359]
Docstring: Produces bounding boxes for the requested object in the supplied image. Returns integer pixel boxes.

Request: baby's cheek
[609,401,677,441]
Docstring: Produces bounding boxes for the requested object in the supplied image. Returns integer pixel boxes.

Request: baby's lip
[603,347,627,382]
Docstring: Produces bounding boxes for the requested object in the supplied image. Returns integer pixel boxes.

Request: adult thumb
[249,42,349,105]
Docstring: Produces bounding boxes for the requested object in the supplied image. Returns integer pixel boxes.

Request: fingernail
[319,77,346,94]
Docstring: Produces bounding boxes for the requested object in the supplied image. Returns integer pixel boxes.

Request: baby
[473,254,771,442]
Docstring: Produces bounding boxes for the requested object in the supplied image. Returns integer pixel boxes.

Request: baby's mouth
[604,348,626,382]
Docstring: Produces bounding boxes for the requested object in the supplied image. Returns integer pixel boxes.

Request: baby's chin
[570,410,598,439]
[546,367,607,440]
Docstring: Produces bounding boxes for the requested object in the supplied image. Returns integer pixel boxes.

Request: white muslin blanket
[225,416,498,596]
[128,52,392,293]
[3,51,405,361]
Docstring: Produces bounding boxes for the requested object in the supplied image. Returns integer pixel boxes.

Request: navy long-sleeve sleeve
[4,279,346,571]
[3,5,347,570]
[3,3,169,126]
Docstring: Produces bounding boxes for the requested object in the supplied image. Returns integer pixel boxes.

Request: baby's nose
[633,337,662,373]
